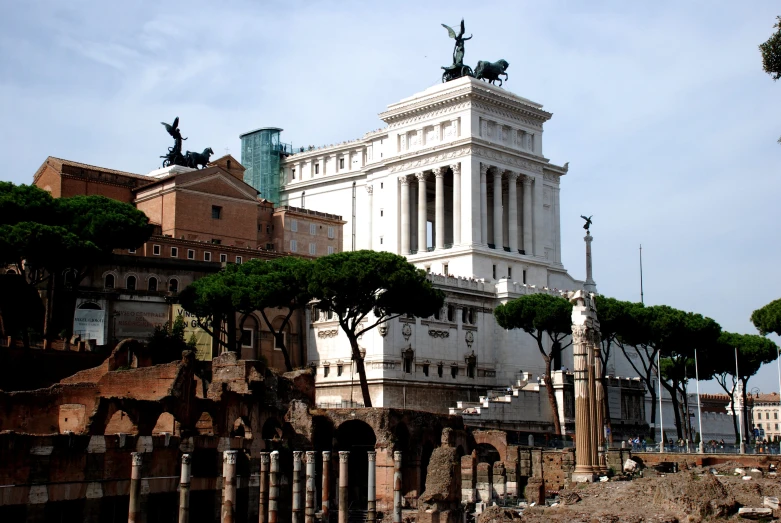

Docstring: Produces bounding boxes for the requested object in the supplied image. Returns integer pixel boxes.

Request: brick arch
[473,430,508,462]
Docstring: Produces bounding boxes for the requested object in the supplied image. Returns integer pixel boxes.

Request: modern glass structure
[239,127,291,205]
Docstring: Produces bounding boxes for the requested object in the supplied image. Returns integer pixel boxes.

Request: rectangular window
[339,158,344,169]
[236,256,242,264]
[380,209,384,217]
[522,269,527,284]
[171,247,178,258]
[310,223,317,235]
[379,237,383,245]
[492,265,496,279]
[266,224,271,233]
[220,253,227,263]
[380,182,383,189]
[314,163,320,175]
[187,249,194,260]
[776,412,778,420]
[327,226,334,239]
[323,366,330,377]
[309,243,316,255]
[204,252,212,262]
[292,168,296,179]
[451,365,458,379]
[508,267,512,279]
[327,246,334,255]
[266,243,274,250]
[291,239,297,252]
[212,239,221,245]
[241,329,253,348]
[153,244,161,256]
[128,248,136,254]
[337,364,343,376]
[274,333,286,350]
[212,206,222,219]
[291,219,298,232]
[444,263,449,275]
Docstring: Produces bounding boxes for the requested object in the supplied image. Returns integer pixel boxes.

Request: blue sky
[2,1,780,393]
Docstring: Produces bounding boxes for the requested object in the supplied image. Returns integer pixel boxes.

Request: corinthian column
[593,340,608,473]
[417,172,427,253]
[507,171,519,253]
[400,177,410,255]
[480,164,488,244]
[451,163,461,245]
[493,168,503,248]
[434,167,446,249]
[522,176,533,254]
[571,322,594,482]
[366,185,374,250]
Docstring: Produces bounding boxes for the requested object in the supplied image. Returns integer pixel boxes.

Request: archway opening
[196,412,214,436]
[336,419,376,510]
[420,441,435,494]
[231,417,252,439]
[262,417,283,442]
[152,412,179,436]
[476,443,500,466]
[105,410,137,435]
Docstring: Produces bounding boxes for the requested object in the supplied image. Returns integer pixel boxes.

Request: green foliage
[718,331,779,380]
[236,257,314,314]
[308,250,445,334]
[494,293,572,341]
[148,317,188,364]
[760,16,781,81]
[751,298,781,337]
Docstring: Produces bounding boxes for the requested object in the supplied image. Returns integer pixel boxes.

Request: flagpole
[736,347,745,454]
[639,244,644,304]
[695,348,704,453]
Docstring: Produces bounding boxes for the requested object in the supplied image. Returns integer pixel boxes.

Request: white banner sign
[73,309,106,345]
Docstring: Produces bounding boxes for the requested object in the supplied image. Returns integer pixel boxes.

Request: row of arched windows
[104,274,179,293]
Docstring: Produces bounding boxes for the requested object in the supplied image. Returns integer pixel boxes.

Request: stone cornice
[380,79,551,128]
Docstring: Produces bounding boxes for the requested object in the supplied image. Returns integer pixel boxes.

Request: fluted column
[416,173,427,253]
[507,172,519,253]
[321,451,331,520]
[594,342,608,473]
[587,346,599,474]
[292,451,303,523]
[451,163,461,245]
[338,451,349,523]
[522,176,533,254]
[480,164,488,244]
[493,168,503,248]
[305,451,316,523]
[179,454,191,523]
[269,451,279,523]
[533,171,544,256]
[128,453,142,523]
[222,450,237,523]
[258,453,269,523]
[366,185,374,250]
[572,323,594,481]
[367,451,377,522]
[400,177,410,255]
[434,167,446,249]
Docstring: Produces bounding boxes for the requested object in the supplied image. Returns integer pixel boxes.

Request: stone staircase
[448,372,543,419]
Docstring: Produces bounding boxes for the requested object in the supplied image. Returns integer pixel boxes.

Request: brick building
[28,156,344,368]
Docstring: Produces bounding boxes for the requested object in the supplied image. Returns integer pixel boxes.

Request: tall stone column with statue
[570,214,602,481]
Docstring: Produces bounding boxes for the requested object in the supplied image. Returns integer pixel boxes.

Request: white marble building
[277,77,646,432]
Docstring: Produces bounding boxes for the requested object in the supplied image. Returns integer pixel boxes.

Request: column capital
[493,168,503,180]
[271,450,280,464]
[505,170,519,181]
[322,450,331,462]
[224,450,237,465]
[367,451,376,462]
[305,450,316,463]
[366,184,374,194]
[480,163,490,176]
[399,175,411,186]
[393,451,402,463]
[293,451,303,462]
[260,452,270,464]
[182,454,191,465]
[338,451,350,463]
[415,172,427,181]
[433,166,447,177]
[522,174,534,186]
[132,452,143,466]
[450,163,461,175]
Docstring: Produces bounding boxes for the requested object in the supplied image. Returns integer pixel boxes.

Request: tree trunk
[43,273,55,345]
[601,375,613,444]
[729,391,740,445]
[662,380,683,439]
[258,309,294,371]
[647,383,658,441]
[543,355,562,435]
[227,311,237,353]
[347,333,372,408]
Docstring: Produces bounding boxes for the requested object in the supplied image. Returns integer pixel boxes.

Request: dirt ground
[478,463,781,523]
